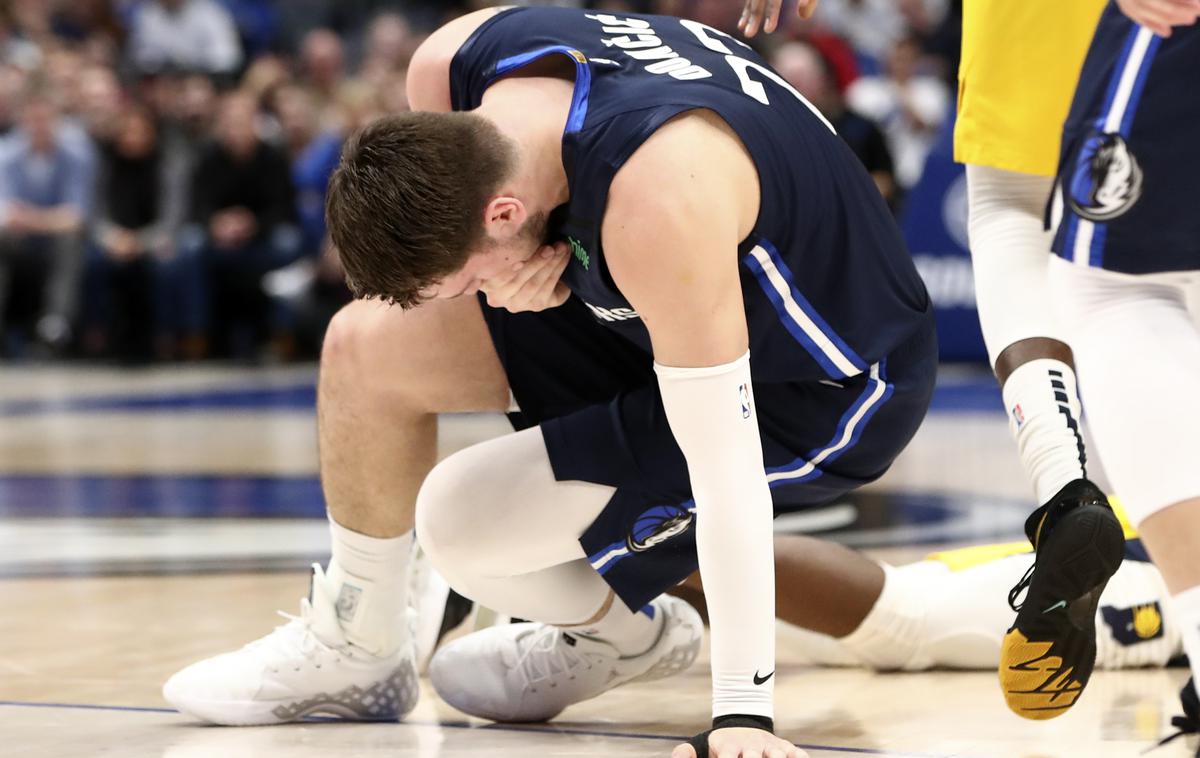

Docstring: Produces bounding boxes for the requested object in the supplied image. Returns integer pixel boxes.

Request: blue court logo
[627,504,694,553]
[1068,132,1143,222]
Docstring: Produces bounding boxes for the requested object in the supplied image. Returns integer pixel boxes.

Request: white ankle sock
[325,515,414,657]
[1001,359,1088,505]
[1168,585,1200,699]
[566,597,663,658]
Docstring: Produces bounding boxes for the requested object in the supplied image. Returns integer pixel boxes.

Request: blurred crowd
[0,0,958,364]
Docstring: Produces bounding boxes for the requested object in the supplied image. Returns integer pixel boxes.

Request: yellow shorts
[954,0,1107,177]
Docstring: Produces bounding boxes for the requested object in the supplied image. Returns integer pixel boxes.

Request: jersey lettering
[584,302,641,322]
[586,13,711,80]
[678,20,835,133]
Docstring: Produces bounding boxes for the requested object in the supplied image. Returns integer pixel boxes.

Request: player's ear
[482,195,527,240]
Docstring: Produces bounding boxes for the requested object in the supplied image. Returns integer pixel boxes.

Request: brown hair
[326,111,516,308]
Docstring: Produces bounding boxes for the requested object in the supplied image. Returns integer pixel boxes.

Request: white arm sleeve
[654,351,775,720]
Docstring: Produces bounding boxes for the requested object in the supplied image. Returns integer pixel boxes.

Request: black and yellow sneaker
[999,479,1126,720]
[1154,676,1200,756]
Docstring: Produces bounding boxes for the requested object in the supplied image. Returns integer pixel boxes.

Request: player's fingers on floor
[670,742,697,758]
[798,0,819,20]
[765,747,788,758]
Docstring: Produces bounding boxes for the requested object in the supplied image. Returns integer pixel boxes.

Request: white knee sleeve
[1049,259,1200,524]
[415,426,614,579]
[415,427,621,624]
[967,164,1063,366]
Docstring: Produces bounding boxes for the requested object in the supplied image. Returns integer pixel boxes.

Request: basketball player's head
[327,112,548,308]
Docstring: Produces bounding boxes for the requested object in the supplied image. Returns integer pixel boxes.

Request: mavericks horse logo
[1067,132,1144,222]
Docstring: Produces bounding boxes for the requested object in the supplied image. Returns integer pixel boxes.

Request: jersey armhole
[449,7,526,110]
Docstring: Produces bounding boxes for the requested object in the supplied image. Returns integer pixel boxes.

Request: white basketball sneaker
[409,545,476,673]
[163,564,418,725]
[428,594,702,722]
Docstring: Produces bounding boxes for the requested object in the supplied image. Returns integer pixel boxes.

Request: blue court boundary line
[0,699,970,757]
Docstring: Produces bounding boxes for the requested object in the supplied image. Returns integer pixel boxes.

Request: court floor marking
[0,699,970,758]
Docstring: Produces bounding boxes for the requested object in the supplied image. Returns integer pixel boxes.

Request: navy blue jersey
[450,8,931,382]
[1051,7,1200,273]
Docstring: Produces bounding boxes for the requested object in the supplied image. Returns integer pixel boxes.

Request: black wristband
[687,713,774,755]
[712,713,774,733]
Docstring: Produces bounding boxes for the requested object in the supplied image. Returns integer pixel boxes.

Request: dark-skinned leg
[675,534,884,638]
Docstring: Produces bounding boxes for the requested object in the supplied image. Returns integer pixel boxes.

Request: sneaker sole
[164,661,419,726]
[999,504,1126,720]
[627,597,704,686]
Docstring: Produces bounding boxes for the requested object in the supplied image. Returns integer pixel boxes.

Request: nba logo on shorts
[1011,403,1025,429]
[739,383,752,419]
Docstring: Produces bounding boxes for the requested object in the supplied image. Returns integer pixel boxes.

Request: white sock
[325,515,414,658]
[1001,359,1088,505]
[1168,585,1200,701]
[838,564,925,670]
[565,597,663,658]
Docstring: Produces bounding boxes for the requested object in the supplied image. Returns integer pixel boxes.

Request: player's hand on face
[671,727,807,758]
[480,241,571,313]
[738,0,819,38]
[1116,0,1200,37]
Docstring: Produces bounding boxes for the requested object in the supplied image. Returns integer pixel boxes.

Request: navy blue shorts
[1051,7,1200,273]
[480,294,937,611]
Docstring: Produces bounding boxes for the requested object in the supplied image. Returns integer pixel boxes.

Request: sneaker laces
[238,600,338,670]
[243,564,352,669]
[510,626,589,689]
[1008,562,1036,612]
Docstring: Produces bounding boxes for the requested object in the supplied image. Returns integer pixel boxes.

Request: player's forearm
[655,352,776,720]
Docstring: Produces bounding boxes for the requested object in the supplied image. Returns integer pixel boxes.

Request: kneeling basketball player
[168,7,936,756]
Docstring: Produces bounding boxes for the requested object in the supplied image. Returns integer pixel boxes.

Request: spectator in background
[300,28,344,115]
[359,13,415,84]
[272,83,334,255]
[773,40,897,208]
[0,88,92,354]
[0,4,42,71]
[86,104,182,361]
[217,0,279,61]
[136,69,213,359]
[271,80,380,357]
[76,64,123,147]
[181,90,298,359]
[0,66,29,135]
[812,0,907,71]
[128,0,242,78]
[847,35,949,189]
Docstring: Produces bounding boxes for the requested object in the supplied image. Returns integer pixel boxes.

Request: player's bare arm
[604,111,804,758]
[407,8,508,112]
